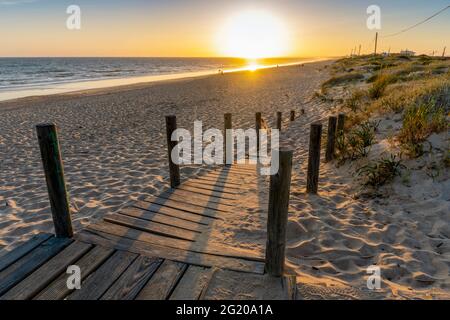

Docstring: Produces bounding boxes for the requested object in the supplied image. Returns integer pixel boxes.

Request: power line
[382,4,450,38]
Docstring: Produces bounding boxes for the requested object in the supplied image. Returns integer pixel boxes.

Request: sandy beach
[1,60,449,300]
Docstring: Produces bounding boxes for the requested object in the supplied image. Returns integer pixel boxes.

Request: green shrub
[357,154,405,187]
[336,121,377,162]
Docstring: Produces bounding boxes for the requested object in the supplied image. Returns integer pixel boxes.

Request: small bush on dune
[368,73,395,99]
[336,120,377,162]
[398,101,447,157]
[357,154,405,187]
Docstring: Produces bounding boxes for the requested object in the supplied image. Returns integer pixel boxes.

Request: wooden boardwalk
[0,165,296,300]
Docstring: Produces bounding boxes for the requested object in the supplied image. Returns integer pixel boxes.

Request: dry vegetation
[317,54,449,189]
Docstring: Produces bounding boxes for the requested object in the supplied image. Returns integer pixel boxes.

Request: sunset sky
[0,0,448,57]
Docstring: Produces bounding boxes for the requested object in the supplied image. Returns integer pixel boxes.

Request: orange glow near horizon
[216,10,290,59]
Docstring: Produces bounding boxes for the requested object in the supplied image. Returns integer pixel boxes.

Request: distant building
[400,50,416,56]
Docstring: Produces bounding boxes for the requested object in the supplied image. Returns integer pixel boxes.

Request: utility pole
[443,47,447,58]
[358,44,361,56]
[374,32,378,55]
[388,47,391,56]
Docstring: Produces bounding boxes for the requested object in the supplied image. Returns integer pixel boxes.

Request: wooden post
[224,113,232,165]
[256,112,262,155]
[276,112,282,131]
[337,113,346,137]
[306,122,322,194]
[374,32,378,55]
[165,115,180,188]
[36,123,73,238]
[325,116,337,162]
[290,110,295,121]
[265,149,293,277]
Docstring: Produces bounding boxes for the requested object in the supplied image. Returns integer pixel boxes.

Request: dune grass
[321,72,364,92]
[357,154,405,187]
[368,73,395,99]
[398,101,447,157]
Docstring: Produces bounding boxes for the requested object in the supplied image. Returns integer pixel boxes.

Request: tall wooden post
[306,122,322,194]
[36,123,73,238]
[290,110,295,121]
[443,47,447,58]
[165,115,180,188]
[325,116,337,162]
[265,149,293,277]
[337,113,346,137]
[256,112,262,155]
[276,112,282,131]
[224,113,232,165]
[374,32,378,55]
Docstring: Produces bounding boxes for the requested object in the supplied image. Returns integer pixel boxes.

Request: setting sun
[217,10,289,59]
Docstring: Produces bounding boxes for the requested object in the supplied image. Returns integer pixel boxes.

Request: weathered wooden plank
[217,166,257,174]
[132,201,218,224]
[75,230,265,274]
[1,241,92,300]
[0,233,52,272]
[35,245,114,300]
[201,171,254,183]
[105,213,200,242]
[157,188,236,207]
[199,170,246,181]
[204,172,251,183]
[154,191,234,213]
[170,266,215,300]
[101,256,162,300]
[0,237,72,296]
[177,185,237,200]
[120,207,205,232]
[144,193,230,214]
[219,167,257,174]
[136,198,223,220]
[183,181,240,195]
[67,250,137,300]
[136,260,187,300]
[86,221,264,262]
[87,222,194,251]
[187,178,242,190]
[196,174,242,186]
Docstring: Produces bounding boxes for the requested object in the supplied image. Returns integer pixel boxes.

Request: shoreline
[0,57,330,104]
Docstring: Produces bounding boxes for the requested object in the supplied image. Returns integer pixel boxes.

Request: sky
[0,0,448,57]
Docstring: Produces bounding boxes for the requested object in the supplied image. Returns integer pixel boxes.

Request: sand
[1,60,449,299]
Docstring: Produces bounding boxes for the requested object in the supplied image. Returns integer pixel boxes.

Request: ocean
[0,57,315,101]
